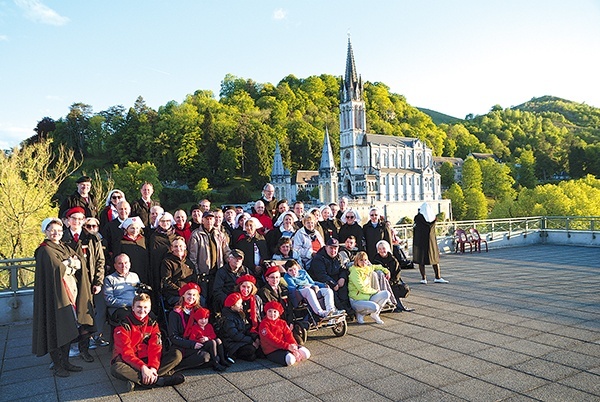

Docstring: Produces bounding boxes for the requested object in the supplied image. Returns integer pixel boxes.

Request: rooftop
[1,244,599,401]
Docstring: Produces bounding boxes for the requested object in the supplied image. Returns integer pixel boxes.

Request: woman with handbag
[372,240,415,313]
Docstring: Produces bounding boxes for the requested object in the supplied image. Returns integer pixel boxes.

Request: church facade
[271,38,450,221]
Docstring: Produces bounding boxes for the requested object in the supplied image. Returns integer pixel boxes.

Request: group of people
[33,178,447,390]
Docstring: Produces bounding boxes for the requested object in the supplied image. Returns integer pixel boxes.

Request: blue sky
[1,0,599,149]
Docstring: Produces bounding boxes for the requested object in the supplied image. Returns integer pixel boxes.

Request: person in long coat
[412,203,448,284]
[33,218,94,377]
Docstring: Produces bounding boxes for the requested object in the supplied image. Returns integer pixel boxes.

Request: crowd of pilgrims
[32,177,416,389]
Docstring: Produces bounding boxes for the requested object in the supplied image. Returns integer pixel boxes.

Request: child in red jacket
[258,301,311,366]
[184,307,229,371]
[111,293,185,390]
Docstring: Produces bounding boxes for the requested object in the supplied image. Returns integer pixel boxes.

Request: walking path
[1,244,599,401]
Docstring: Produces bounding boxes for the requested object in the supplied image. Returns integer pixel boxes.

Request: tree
[461,156,483,192]
[463,188,488,220]
[439,162,455,188]
[193,178,212,200]
[0,140,80,259]
[111,161,163,201]
[442,183,465,220]
[479,158,516,201]
[515,149,537,189]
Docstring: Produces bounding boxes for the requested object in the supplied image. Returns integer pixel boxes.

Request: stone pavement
[1,244,599,402]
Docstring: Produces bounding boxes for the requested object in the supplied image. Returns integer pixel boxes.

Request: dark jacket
[212,264,250,312]
[161,252,198,303]
[372,251,402,284]
[257,284,294,324]
[338,223,365,251]
[309,247,347,287]
[149,229,176,293]
[412,213,440,265]
[62,229,105,290]
[219,307,255,356]
[363,221,393,261]
[233,232,269,282]
[319,219,340,243]
[130,198,160,230]
[59,191,98,219]
[32,241,82,356]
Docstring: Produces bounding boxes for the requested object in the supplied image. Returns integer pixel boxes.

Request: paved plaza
[1,244,599,401]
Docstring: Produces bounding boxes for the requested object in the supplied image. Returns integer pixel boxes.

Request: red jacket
[186,323,217,343]
[112,314,162,371]
[252,213,274,234]
[259,317,296,355]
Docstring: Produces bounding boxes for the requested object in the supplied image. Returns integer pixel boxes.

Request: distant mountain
[417,107,461,125]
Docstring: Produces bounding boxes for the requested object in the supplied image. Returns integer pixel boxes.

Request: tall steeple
[342,36,363,103]
[270,141,292,201]
[318,128,338,204]
[319,128,336,173]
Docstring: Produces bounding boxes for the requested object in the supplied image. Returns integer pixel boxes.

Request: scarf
[240,293,259,333]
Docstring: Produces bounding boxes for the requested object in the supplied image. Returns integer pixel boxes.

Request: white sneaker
[434,278,449,283]
[420,279,427,284]
[69,344,80,357]
[370,312,384,324]
[356,313,365,324]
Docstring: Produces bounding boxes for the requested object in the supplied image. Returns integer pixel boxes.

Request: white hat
[119,216,145,229]
[41,217,62,233]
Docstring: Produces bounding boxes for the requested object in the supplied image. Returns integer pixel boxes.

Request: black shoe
[218,356,232,367]
[157,373,185,386]
[80,350,94,363]
[53,366,70,377]
[213,363,227,372]
[126,380,135,392]
[62,360,83,372]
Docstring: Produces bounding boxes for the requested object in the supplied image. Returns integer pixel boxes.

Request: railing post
[10,264,18,293]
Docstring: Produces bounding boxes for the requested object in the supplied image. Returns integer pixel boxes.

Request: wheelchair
[288,288,348,344]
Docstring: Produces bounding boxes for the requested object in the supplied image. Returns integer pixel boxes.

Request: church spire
[342,36,362,102]
[271,141,286,177]
[319,128,336,172]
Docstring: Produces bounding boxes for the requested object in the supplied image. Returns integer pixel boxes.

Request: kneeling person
[111,294,185,389]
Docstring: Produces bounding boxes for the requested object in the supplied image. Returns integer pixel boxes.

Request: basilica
[271,38,448,220]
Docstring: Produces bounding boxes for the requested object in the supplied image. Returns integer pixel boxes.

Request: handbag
[392,281,410,299]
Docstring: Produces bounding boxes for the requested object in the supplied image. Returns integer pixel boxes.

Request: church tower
[318,128,338,204]
[270,141,292,201]
[339,36,368,197]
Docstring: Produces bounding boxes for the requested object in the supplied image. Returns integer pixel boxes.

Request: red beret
[65,206,86,218]
[192,307,210,321]
[264,300,284,315]
[178,282,201,297]
[236,274,256,285]
[224,292,242,308]
[264,265,281,279]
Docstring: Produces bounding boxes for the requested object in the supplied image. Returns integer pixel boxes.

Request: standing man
[102,200,131,268]
[62,207,105,363]
[198,199,211,214]
[363,207,393,261]
[336,197,349,220]
[130,182,160,230]
[59,176,98,219]
[188,211,230,306]
[258,183,277,219]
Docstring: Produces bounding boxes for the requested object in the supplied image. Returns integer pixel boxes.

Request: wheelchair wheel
[331,319,347,337]
[294,322,308,344]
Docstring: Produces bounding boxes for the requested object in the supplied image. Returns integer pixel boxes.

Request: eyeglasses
[346,216,355,219]
[85,224,98,229]
[111,195,122,199]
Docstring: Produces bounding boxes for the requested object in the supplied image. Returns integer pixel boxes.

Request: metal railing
[1,216,598,294]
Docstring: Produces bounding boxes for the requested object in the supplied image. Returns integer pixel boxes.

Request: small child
[183,307,229,372]
[219,292,261,361]
[259,301,311,366]
[283,260,342,318]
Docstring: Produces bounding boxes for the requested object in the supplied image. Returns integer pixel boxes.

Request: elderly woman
[266,211,298,255]
[149,211,177,295]
[231,212,251,246]
[293,214,325,270]
[413,203,448,284]
[348,251,391,324]
[338,209,365,251]
[318,205,340,243]
[271,236,303,267]
[33,218,94,377]
[372,240,414,312]
[251,200,274,235]
[233,217,269,285]
[99,189,126,231]
[117,216,149,284]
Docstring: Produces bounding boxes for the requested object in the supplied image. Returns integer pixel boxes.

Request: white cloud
[14,0,70,26]
[273,8,287,21]
[0,35,8,41]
